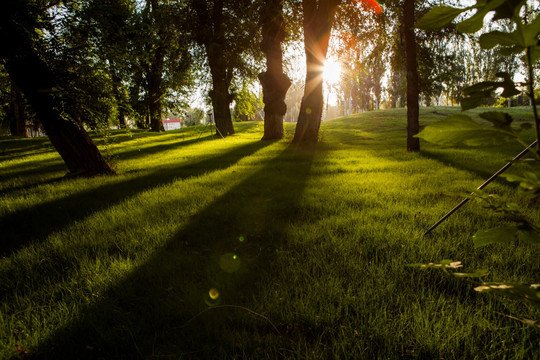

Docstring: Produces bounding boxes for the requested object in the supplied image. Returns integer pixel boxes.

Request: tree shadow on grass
[0,141,271,257]
[113,134,215,161]
[0,136,54,159]
[419,143,535,185]
[34,144,320,359]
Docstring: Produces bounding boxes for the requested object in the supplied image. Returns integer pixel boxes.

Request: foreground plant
[413,0,540,328]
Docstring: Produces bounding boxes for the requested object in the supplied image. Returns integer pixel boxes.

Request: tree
[80,0,135,129]
[132,0,193,131]
[259,0,292,140]
[0,0,115,176]
[8,80,27,137]
[233,86,263,121]
[190,0,262,137]
[403,0,420,151]
[332,1,385,113]
[293,0,342,143]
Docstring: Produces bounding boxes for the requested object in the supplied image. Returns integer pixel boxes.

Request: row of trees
[1,0,536,176]
[0,0,343,176]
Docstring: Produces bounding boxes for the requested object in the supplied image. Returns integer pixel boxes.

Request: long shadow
[0,135,216,195]
[34,144,319,359]
[0,137,54,159]
[114,134,215,161]
[0,141,271,257]
[419,143,535,185]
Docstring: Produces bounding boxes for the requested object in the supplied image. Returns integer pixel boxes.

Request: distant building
[162,118,182,130]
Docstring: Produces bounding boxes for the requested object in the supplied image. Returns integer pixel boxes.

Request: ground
[0,106,538,359]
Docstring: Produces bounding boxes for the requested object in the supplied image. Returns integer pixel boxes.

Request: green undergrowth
[0,107,538,359]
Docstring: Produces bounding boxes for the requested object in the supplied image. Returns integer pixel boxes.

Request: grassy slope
[0,107,538,359]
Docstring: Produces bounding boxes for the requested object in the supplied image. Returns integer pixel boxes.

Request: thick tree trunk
[1,1,115,176]
[193,0,235,137]
[259,0,291,140]
[292,0,341,143]
[208,55,235,136]
[403,0,420,152]
[9,80,26,137]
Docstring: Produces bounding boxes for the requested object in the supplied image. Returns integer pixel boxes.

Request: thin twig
[526,46,540,159]
[179,305,281,335]
[495,312,540,331]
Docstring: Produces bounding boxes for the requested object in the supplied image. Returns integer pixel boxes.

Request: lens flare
[209,288,220,300]
[219,252,241,273]
[352,0,382,14]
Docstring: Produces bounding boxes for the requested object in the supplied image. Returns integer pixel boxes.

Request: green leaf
[416,6,467,30]
[473,226,518,247]
[530,45,540,64]
[461,94,488,111]
[461,73,520,110]
[521,14,540,47]
[520,123,533,130]
[518,228,540,244]
[499,44,526,56]
[453,269,490,278]
[416,114,518,146]
[495,72,521,98]
[492,0,526,20]
[478,111,513,129]
[474,283,540,309]
[479,31,521,49]
[456,0,506,33]
[407,259,462,269]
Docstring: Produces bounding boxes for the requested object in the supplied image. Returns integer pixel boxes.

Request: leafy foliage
[416,114,519,146]
[413,0,540,328]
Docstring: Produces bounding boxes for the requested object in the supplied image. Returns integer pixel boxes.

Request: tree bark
[208,48,235,136]
[0,0,115,176]
[110,68,127,128]
[147,54,165,132]
[193,0,235,137]
[292,0,341,143]
[403,0,420,152]
[259,0,291,140]
[9,80,26,137]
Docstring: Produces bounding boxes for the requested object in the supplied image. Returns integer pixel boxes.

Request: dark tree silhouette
[293,0,341,143]
[259,0,291,140]
[191,0,235,137]
[9,80,26,137]
[0,0,115,176]
[403,0,420,151]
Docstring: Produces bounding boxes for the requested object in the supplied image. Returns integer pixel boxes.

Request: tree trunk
[147,46,165,132]
[259,0,291,140]
[208,54,235,136]
[1,1,115,176]
[403,0,420,152]
[193,0,235,137]
[9,80,26,137]
[110,69,126,128]
[293,0,341,143]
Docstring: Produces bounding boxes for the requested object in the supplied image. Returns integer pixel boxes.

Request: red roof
[163,119,181,123]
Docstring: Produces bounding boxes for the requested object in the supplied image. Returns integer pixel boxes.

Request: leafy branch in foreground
[409,261,540,330]
[412,0,540,328]
[415,0,540,157]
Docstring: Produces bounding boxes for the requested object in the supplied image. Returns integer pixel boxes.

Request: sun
[323,58,342,85]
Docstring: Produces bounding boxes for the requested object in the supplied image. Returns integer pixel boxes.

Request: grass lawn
[0,106,538,359]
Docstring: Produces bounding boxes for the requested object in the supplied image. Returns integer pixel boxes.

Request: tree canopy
[1,0,538,166]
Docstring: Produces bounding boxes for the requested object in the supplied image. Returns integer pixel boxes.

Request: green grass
[0,107,539,359]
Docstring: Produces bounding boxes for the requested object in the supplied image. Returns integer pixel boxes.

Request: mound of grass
[0,107,538,359]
